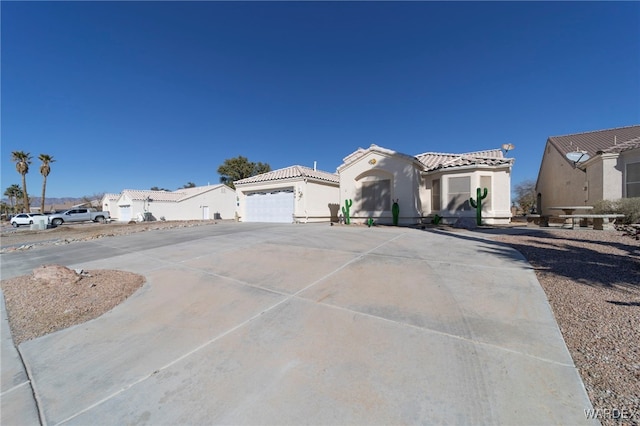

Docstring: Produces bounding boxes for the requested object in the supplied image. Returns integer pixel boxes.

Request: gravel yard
[493,228,640,426]
[1,221,639,425]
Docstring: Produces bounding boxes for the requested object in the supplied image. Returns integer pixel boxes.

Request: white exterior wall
[294,180,340,223]
[339,151,422,225]
[115,193,145,222]
[536,142,589,215]
[115,186,236,222]
[146,187,236,221]
[101,195,119,218]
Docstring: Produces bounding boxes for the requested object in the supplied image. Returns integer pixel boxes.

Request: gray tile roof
[548,125,640,158]
[234,165,339,185]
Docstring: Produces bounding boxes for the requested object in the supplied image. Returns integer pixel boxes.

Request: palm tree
[11,151,32,212]
[4,184,22,214]
[38,154,55,213]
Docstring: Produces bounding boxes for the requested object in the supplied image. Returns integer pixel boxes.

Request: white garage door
[119,205,131,222]
[245,190,294,223]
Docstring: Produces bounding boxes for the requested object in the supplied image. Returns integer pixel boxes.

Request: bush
[593,198,640,224]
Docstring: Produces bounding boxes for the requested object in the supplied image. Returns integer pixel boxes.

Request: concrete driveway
[2,224,595,425]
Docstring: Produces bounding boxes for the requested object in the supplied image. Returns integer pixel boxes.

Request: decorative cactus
[392,199,400,226]
[469,187,488,226]
[341,199,352,225]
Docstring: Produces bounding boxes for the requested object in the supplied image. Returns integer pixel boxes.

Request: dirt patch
[1,266,145,346]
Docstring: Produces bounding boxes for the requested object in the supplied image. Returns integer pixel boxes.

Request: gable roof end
[338,144,423,172]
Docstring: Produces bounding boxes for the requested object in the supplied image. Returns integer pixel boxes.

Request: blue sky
[2,1,639,199]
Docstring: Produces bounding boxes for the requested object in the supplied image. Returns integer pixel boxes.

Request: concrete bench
[526,214,549,227]
[558,214,625,230]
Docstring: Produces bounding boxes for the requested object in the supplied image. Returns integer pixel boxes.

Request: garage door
[245,190,294,223]
[119,205,131,222]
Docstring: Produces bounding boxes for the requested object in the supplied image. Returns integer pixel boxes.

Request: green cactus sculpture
[469,187,488,226]
[341,199,352,225]
[392,199,400,226]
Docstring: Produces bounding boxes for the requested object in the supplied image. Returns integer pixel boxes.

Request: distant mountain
[1,197,87,205]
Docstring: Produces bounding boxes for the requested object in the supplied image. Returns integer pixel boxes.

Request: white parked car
[10,213,47,228]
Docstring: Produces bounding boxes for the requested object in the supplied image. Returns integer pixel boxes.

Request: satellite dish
[501,143,515,156]
[566,151,590,164]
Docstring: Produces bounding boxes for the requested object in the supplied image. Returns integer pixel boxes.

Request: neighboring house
[101,193,120,217]
[105,184,236,222]
[234,165,340,223]
[338,144,513,225]
[535,125,640,215]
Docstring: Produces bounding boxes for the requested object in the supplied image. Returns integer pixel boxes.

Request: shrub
[593,198,640,224]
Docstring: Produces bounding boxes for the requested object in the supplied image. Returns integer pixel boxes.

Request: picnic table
[548,206,594,228]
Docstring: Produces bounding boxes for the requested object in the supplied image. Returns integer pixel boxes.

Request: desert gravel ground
[493,227,640,426]
[1,220,639,425]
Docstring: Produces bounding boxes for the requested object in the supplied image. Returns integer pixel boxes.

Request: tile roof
[234,165,339,185]
[120,184,230,203]
[548,125,640,158]
[599,136,640,154]
[416,149,513,171]
[338,144,511,172]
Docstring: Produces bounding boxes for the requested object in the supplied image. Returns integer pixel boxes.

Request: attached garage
[245,189,295,223]
[235,165,340,223]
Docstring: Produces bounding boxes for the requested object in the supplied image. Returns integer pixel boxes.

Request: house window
[432,179,441,211]
[480,176,492,210]
[361,180,391,211]
[447,176,470,211]
[627,162,640,198]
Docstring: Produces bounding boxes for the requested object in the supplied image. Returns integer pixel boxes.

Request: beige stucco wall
[339,151,422,225]
[421,167,512,225]
[573,148,639,205]
[536,142,589,215]
[600,154,623,201]
[235,178,339,223]
[294,180,340,222]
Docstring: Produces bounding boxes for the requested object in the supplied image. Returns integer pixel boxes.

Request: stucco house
[338,144,514,225]
[234,165,340,223]
[535,125,640,215]
[102,184,236,222]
